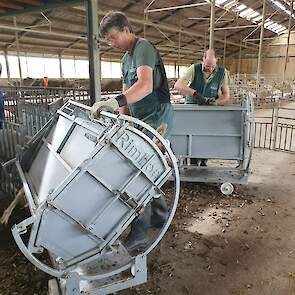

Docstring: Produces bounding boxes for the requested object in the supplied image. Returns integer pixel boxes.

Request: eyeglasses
[104,31,120,46]
[104,38,114,46]
[204,64,215,70]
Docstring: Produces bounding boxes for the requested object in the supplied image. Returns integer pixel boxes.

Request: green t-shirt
[121,38,174,139]
[122,38,163,96]
[181,64,230,90]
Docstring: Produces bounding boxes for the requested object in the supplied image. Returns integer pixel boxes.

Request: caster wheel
[220,182,234,195]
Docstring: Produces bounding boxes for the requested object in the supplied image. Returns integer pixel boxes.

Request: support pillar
[58,53,63,79]
[255,0,266,103]
[237,41,242,80]
[223,34,226,66]
[86,0,101,105]
[209,0,215,49]
[4,49,10,81]
[283,0,293,81]
[13,17,22,85]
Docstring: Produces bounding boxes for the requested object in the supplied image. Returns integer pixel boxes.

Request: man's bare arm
[174,78,195,96]
[216,85,230,105]
[119,83,129,114]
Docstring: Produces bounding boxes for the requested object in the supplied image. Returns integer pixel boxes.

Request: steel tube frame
[215,25,257,31]
[237,41,242,80]
[3,48,10,81]
[146,2,209,13]
[13,17,22,85]
[283,0,293,81]
[223,34,226,66]
[58,53,63,79]
[0,0,84,18]
[86,0,101,105]
[210,0,215,49]
[255,0,267,101]
[0,8,257,51]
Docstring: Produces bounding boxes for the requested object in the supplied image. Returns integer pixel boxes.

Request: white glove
[91,98,119,118]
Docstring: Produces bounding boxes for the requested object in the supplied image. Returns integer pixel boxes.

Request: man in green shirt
[92,11,174,251]
[174,49,230,166]
[174,49,230,105]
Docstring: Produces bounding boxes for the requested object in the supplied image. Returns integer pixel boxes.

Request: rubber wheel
[220,182,234,195]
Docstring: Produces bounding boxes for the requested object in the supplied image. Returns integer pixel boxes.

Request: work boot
[150,196,168,229]
[123,204,151,252]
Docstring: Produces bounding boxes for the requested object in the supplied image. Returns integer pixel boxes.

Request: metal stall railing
[1,85,295,198]
[0,106,52,196]
[0,85,120,196]
[254,99,295,153]
[1,86,92,123]
[0,87,80,195]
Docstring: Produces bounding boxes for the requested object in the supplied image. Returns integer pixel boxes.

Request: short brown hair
[100,11,133,37]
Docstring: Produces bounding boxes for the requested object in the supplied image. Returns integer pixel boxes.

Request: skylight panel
[224,0,237,8]
[273,0,287,10]
[247,11,260,18]
[264,20,273,26]
[236,4,247,10]
[277,30,286,34]
[269,0,295,19]
[253,15,263,22]
[239,8,254,17]
[216,0,229,5]
[268,23,279,29]
[276,27,287,33]
[212,0,291,34]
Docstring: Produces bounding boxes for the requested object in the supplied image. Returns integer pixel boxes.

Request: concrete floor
[121,148,295,295]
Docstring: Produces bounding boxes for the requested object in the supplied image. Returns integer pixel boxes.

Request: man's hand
[206,98,217,105]
[91,98,119,118]
[154,123,168,151]
[193,91,207,105]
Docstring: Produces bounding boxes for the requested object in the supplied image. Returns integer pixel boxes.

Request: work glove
[91,98,119,117]
[206,98,217,105]
[193,91,207,105]
[91,94,127,118]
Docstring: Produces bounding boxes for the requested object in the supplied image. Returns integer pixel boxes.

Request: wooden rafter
[0,1,24,10]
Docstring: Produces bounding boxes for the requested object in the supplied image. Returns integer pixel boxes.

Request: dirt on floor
[1,149,295,295]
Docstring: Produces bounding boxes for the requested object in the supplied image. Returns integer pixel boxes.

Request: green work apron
[186,64,225,104]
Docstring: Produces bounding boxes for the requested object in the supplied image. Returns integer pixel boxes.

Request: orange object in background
[43,76,49,87]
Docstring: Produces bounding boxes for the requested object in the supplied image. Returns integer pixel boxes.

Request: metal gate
[254,99,295,153]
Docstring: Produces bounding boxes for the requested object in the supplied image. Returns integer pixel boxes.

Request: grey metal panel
[171,104,243,160]
[59,125,98,168]
[125,176,152,202]
[28,145,70,204]
[110,128,167,183]
[88,148,154,201]
[90,200,130,238]
[191,135,241,159]
[51,171,115,226]
[171,135,241,159]
[173,108,242,136]
[88,147,136,192]
[36,209,98,261]
[170,135,189,156]
[46,116,73,150]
